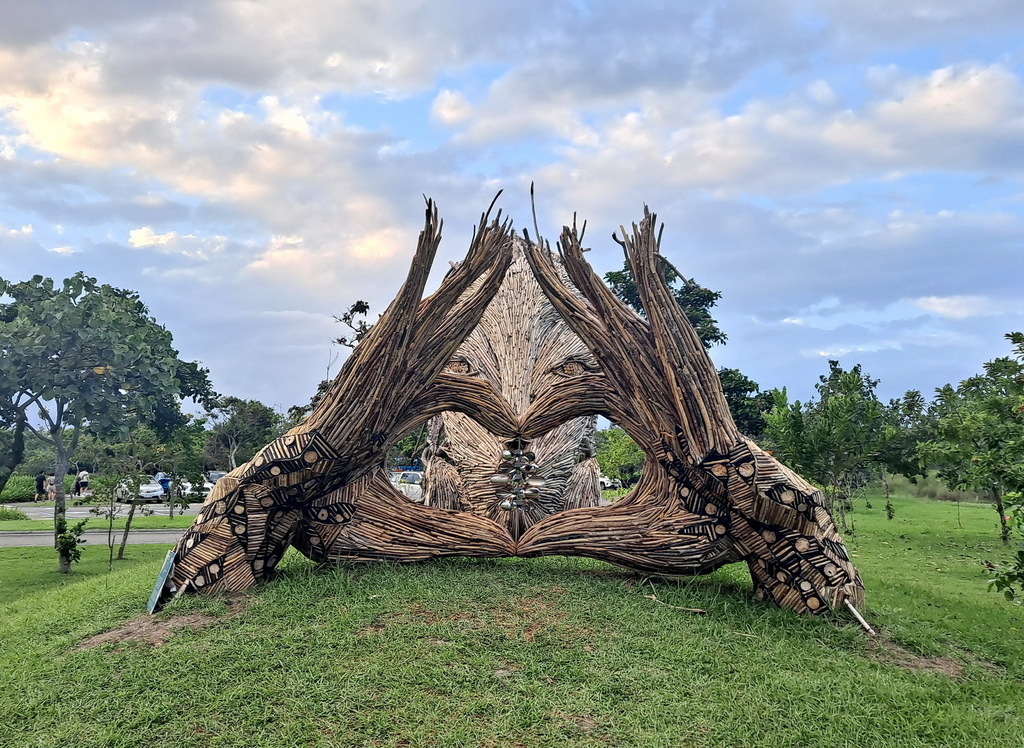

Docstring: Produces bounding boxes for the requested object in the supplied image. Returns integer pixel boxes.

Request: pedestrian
[46,473,57,501]
[154,469,171,497]
[34,471,46,501]
[75,468,90,496]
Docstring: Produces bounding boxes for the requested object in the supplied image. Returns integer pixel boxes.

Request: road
[1,501,199,547]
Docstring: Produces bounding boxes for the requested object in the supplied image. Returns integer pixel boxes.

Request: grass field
[0,514,196,532]
[1,492,1022,747]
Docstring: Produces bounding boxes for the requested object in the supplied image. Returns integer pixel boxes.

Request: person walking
[45,473,57,501]
[154,469,171,498]
[75,468,90,496]
[34,471,46,501]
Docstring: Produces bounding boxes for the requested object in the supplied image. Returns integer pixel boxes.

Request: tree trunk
[880,471,891,499]
[993,487,1010,547]
[117,501,138,560]
[53,446,71,573]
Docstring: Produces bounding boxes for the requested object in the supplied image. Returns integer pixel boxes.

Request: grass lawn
[0,492,1022,747]
[0,515,196,532]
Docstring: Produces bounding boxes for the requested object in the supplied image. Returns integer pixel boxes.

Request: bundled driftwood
[157,198,863,617]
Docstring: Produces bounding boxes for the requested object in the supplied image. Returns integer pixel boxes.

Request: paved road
[0,529,184,548]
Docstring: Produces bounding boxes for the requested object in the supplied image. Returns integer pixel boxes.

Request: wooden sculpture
[422,240,603,540]
[155,197,865,618]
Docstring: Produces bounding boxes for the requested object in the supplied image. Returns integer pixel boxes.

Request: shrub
[0,506,29,521]
[0,475,38,502]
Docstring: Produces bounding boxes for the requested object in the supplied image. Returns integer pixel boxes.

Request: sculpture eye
[444,358,473,375]
[551,357,597,378]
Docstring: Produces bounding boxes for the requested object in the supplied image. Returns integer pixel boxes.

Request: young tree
[765,361,894,531]
[920,333,1024,547]
[595,426,645,487]
[876,390,933,501]
[205,397,282,470]
[0,272,214,571]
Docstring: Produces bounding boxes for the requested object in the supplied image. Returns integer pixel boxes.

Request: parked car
[598,474,621,490]
[391,471,424,502]
[115,478,166,503]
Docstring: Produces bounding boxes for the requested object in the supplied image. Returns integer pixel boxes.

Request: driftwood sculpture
[422,241,604,540]
[155,198,864,618]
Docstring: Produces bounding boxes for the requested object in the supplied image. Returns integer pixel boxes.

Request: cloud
[911,295,998,319]
[128,226,178,248]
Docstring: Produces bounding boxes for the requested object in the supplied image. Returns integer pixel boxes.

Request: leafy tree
[765,361,895,531]
[718,367,772,438]
[604,261,727,348]
[604,263,776,435]
[0,272,214,571]
[595,426,645,487]
[205,397,283,469]
[876,390,933,502]
[986,492,1024,602]
[919,333,1024,547]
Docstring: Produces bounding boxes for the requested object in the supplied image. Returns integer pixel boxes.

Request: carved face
[425,238,604,539]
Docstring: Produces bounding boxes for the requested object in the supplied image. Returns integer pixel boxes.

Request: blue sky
[1,0,1023,412]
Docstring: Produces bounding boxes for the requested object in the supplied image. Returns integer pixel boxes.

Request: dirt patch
[869,638,965,678]
[73,596,247,651]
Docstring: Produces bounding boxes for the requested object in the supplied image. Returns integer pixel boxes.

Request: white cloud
[911,295,995,319]
[129,227,178,248]
[431,90,472,126]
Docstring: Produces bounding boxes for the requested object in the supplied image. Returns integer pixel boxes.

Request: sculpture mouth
[490,439,547,511]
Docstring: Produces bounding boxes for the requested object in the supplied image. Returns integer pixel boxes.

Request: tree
[604,263,775,435]
[876,390,932,502]
[604,261,727,348]
[717,367,772,438]
[0,272,214,571]
[205,397,282,470]
[595,426,645,486]
[765,360,894,531]
[920,333,1024,547]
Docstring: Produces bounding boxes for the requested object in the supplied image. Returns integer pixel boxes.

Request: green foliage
[986,493,1024,603]
[205,396,283,469]
[603,261,727,348]
[54,519,88,566]
[919,332,1024,546]
[595,426,644,485]
[0,506,29,521]
[717,367,772,438]
[873,389,934,502]
[765,360,894,528]
[0,474,36,502]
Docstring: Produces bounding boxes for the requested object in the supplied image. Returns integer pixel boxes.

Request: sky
[1,0,1023,414]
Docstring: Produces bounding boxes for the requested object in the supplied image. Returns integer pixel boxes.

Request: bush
[887,473,984,503]
[0,506,29,521]
[0,475,38,502]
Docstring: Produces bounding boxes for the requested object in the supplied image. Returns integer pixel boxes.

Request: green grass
[0,514,196,532]
[0,492,1022,747]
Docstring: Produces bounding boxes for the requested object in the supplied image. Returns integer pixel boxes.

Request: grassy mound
[1,494,1022,747]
